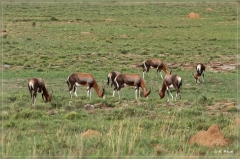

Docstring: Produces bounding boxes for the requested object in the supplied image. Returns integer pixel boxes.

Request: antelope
[137,59,170,79]
[113,73,151,99]
[192,63,205,84]
[158,74,182,102]
[107,71,121,87]
[66,73,105,99]
[28,78,52,105]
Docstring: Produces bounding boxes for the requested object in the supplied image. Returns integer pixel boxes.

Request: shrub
[64,111,89,120]
[14,109,47,119]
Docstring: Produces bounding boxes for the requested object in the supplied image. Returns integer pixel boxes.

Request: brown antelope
[137,59,170,79]
[66,73,105,99]
[113,73,151,99]
[28,78,52,105]
[158,74,182,102]
[192,63,205,84]
[107,71,121,87]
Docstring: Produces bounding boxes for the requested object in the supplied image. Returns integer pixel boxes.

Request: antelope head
[192,72,199,83]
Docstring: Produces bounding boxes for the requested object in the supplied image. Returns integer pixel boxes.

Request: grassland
[1,1,239,158]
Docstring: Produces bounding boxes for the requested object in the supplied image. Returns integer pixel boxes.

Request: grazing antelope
[66,73,105,99]
[113,73,151,99]
[192,63,205,84]
[28,78,52,105]
[107,71,121,87]
[158,74,182,102]
[137,59,170,79]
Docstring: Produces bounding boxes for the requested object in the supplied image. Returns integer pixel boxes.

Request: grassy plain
[1,1,239,158]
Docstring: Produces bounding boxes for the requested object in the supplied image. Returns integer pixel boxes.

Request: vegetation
[1,1,239,158]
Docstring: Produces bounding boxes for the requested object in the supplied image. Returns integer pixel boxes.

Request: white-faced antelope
[158,74,182,102]
[66,73,105,99]
[107,71,121,87]
[192,63,205,84]
[28,78,52,105]
[137,59,170,79]
[113,73,151,99]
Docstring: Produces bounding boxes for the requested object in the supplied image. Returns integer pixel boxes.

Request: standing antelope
[113,73,151,99]
[193,63,205,84]
[158,74,182,102]
[28,78,52,105]
[66,73,105,99]
[107,71,121,87]
[137,59,170,79]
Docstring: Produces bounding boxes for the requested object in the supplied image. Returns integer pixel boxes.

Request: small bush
[197,95,208,105]
[226,107,238,113]
[120,49,128,54]
[64,111,88,120]
[5,121,16,128]
[105,107,147,120]
[50,16,58,21]
[14,109,47,119]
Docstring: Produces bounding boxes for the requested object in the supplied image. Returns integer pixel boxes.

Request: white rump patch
[75,82,82,87]
[176,76,181,83]
[29,81,34,89]
[197,65,201,72]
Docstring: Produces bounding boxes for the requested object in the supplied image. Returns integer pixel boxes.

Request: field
[1,1,239,158]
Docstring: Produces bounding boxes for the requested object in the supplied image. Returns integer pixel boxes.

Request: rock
[84,104,95,110]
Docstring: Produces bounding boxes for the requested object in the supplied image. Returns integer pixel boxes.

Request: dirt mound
[82,129,101,137]
[189,124,229,147]
[187,12,200,18]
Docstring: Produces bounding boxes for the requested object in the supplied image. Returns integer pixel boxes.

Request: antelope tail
[107,77,110,86]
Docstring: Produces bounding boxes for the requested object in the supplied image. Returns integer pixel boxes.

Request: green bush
[64,111,89,120]
[14,109,47,119]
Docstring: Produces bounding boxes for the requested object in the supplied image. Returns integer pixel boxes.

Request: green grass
[1,1,239,158]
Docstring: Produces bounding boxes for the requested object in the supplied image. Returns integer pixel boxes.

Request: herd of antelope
[28,59,205,105]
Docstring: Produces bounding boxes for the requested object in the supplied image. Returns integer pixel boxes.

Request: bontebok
[159,74,182,102]
[137,59,170,79]
[113,73,151,99]
[192,63,205,84]
[28,78,52,105]
[66,73,105,99]
[107,71,121,87]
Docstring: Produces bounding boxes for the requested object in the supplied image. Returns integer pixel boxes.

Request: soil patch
[167,62,236,72]
[189,124,229,147]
